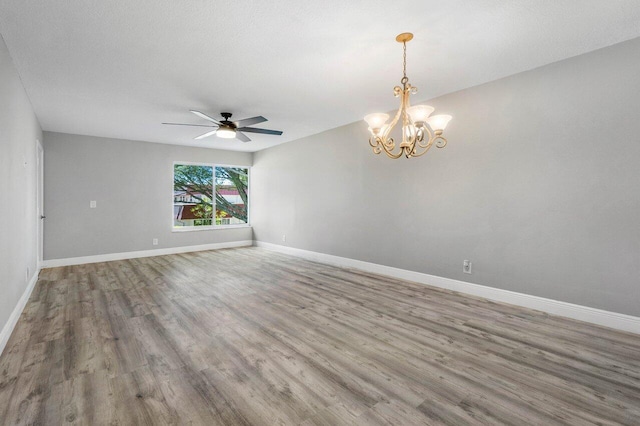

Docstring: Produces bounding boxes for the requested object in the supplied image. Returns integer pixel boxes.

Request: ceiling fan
[163,110,283,142]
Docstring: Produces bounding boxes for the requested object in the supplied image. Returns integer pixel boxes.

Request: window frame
[172,161,251,232]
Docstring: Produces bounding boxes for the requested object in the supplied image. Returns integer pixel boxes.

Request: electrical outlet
[463,260,472,274]
[282,234,286,242]
[90,200,97,208]
[26,267,30,281]
[152,238,158,246]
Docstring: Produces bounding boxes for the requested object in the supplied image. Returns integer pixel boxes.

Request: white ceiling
[1,1,639,152]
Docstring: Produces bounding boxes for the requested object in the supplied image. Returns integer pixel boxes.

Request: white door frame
[36,140,44,267]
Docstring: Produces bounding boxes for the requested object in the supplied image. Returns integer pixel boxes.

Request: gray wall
[44,132,252,260]
[0,36,42,334]
[252,37,640,316]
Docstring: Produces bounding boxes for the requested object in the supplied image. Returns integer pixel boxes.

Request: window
[173,163,249,229]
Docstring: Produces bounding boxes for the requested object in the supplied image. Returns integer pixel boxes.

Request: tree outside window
[173,164,248,227]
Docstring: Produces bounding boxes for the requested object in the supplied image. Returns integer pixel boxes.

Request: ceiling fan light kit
[163,111,283,143]
[216,125,237,139]
[364,32,453,159]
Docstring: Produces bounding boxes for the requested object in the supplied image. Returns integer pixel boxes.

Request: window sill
[172,224,252,233]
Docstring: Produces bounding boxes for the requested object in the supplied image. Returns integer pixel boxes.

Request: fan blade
[238,127,283,136]
[235,132,251,143]
[194,130,218,140]
[190,110,221,124]
[233,116,267,128]
[162,122,217,128]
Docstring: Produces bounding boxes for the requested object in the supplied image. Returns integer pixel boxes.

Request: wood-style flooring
[1,247,639,425]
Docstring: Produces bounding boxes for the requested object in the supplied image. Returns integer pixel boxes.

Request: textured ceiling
[1,0,640,152]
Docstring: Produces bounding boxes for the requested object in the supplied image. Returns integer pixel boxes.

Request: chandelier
[364,33,452,159]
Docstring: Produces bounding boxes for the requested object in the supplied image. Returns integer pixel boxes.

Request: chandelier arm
[435,136,448,148]
[416,126,434,148]
[411,127,426,152]
[384,88,404,132]
[370,135,404,158]
[382,139,404,158]
[381,143,405,159]
[409,137,436,158]
[399,85,417,148]
[369,136,403,158]
[369,136,380,148]
[382,136,395,149]
[369,137,384,155]
[410,132,448,157]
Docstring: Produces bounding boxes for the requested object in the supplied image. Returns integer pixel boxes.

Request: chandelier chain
[402,42,407,84]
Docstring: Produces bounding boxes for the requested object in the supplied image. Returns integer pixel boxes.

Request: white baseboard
[42,240,254,268]
[255,241,640,335]
[0,269,40,357]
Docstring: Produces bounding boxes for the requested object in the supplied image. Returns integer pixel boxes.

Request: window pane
[215,166,248,225]
[173,164,213,227]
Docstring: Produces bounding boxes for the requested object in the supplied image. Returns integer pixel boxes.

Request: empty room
[1,1,640,425]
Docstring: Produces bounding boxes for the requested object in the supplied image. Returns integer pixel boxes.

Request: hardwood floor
[1,247,639,425]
